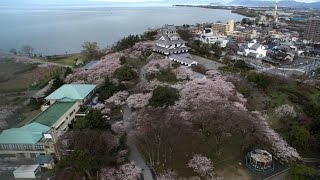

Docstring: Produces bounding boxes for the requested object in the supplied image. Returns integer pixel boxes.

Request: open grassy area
[0,65,64,93]
[0,58,37,82]
[48,54,86,66]
[146,70,178,84]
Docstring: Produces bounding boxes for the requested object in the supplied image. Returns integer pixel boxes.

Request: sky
[0,0,319,6]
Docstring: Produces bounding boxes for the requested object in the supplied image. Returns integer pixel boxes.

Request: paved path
[190,54,225,70]
[32,80,53,98]
[24,57,73,68]
[263,169,289,180]
[123,105,154,180]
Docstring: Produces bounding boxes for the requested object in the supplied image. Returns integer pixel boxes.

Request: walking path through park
[123,105,154,180]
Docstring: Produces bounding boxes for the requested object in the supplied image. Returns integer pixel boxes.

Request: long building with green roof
[0,84,97,161]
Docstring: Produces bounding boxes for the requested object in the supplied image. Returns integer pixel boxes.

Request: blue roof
[45,84,96,102]
[82,60,98,70]
[35,155,53,164]
[0,123,50,144]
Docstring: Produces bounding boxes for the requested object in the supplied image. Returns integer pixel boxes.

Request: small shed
[35,155,55,169]
[13,165,41,179]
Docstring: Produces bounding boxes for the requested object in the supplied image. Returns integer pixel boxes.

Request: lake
[0,6,246,55]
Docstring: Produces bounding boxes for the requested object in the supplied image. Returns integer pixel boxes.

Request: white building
[154,25,190,55]
[237,40,267,58]
[198,28,229,48]
[13,165,41,179]
[154,25,198,66]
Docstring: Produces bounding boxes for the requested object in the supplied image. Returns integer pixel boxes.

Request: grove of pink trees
[251,111,301,162]
[173,71,238,111]
[65,53,122,85]
[126,93,153,109]
[99,162,142,180]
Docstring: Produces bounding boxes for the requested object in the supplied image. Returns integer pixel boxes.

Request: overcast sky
[0,0,319,6]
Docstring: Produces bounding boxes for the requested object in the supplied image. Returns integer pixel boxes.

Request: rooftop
[14,165,39,173]
[45,84,96,102]
[31,102,75,127]
[35,154,53,164]
[169,54,197,65]
[82,60,98,70]
[0,123,50,144]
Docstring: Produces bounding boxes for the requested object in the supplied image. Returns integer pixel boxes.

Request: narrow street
[122,105,154,180]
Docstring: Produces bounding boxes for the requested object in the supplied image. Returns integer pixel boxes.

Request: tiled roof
[82,60,98,70]
[0,123,50,144]
[45,84,96,101]
[31,102,75,127]
[169,54,197,65]
[35,155,53,164]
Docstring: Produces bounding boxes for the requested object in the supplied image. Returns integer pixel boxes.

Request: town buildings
[198,28,229,48]
[237,40,267,58]
[212,20,234,35]
[154,25,198,66]
[227,30,257,43]
[304,18,320,43]
[0,84,96,162]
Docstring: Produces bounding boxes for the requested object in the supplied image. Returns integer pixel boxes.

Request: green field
[0,59,64,93]
[49,54,86,66]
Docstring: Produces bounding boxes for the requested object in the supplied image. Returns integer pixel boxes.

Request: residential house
[237,40,267,58]
[198,28,229,48]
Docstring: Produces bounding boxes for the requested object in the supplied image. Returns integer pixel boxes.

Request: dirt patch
[217,164,253,180]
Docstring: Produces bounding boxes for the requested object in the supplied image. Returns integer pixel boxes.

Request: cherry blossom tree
[274,104,297,119]
[157,169,177,180]
[106,91,129,106]
[126,93,152,109]
[99,162,142,180]
[174,66,193,81]
[188,154,216,179]
[144,58,170,75]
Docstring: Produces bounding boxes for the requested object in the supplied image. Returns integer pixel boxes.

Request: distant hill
[228,0,320,8]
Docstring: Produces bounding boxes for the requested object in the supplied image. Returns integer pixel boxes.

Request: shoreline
[174,5,259,18]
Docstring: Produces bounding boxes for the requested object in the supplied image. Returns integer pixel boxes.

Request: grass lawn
[146,70,178,84]
[0,66,64,93]
[49,54,86,66]
[0,58,37,82]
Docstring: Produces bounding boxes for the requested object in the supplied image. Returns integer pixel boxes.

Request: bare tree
[82,41,101,59]
[21,45,34,57]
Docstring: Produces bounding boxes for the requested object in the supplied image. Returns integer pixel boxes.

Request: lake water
[0,6,246,55]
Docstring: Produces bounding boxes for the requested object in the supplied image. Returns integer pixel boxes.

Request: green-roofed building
[0,123,50,144]
[45,84,96,102]
[0,84,96,161]
[33,102,76,127]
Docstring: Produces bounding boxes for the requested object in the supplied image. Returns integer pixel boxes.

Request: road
[123,105,154,180]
